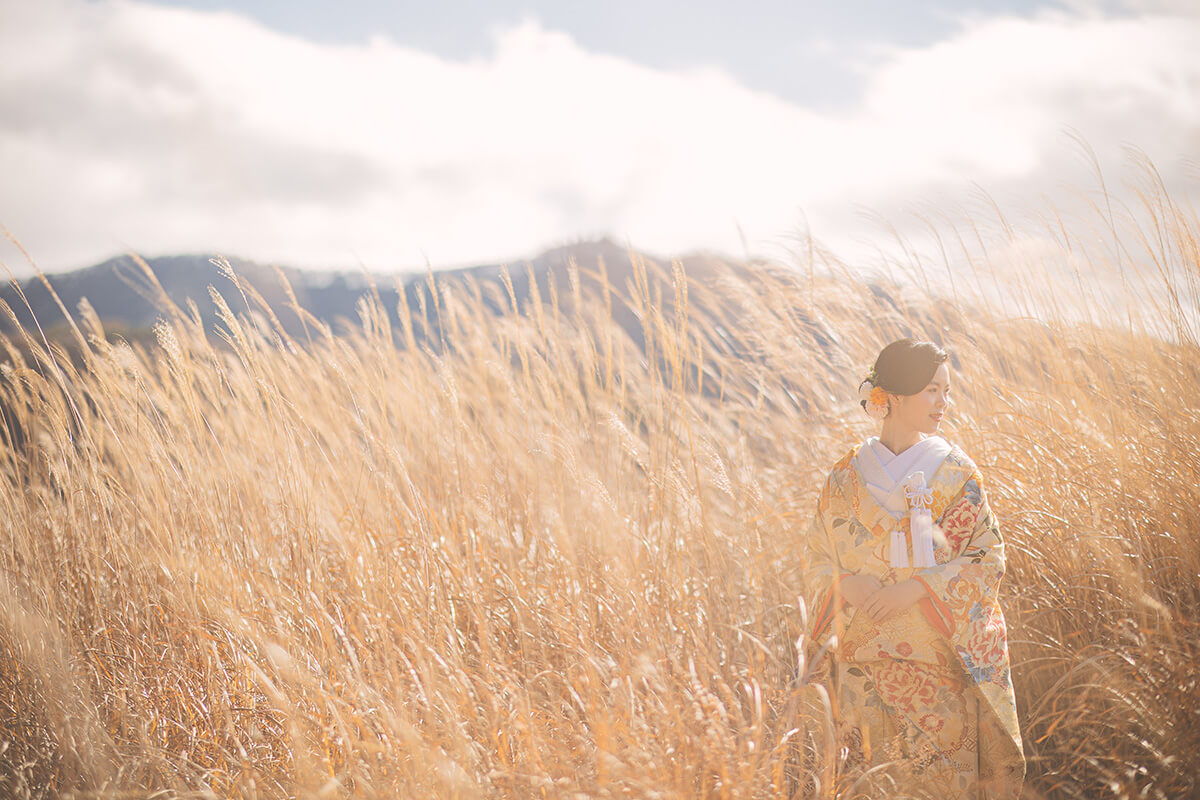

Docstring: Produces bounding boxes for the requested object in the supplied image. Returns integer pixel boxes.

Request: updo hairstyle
[860,338,949,415]
[873,338,949,394]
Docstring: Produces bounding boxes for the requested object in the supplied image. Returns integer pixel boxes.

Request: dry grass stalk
[0,173,1198,799]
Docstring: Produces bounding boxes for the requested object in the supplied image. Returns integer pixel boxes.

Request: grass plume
[0,170,1198,798]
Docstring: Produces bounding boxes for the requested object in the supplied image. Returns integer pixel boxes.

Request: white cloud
[0,0,1197,276]
[1120,0,1200,15]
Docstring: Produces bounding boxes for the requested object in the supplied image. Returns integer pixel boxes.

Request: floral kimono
[802,436,1025,798]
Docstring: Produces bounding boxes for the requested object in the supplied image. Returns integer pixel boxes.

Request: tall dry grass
[0,170,1198,799]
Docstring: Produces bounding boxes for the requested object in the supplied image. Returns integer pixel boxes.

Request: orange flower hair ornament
[858,369,889,420]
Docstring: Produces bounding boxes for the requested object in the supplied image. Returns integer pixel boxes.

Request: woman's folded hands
[842,574,929,623]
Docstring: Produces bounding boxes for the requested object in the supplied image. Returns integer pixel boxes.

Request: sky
[1,0,1198,276]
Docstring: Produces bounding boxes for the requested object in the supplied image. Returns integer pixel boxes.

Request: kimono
[802,436,1025,798]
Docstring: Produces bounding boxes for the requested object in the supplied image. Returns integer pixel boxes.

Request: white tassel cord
[889,526,909,568]
[904,471,937,568]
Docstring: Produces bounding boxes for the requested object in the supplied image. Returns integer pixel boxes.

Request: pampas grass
[0,168,1198,798]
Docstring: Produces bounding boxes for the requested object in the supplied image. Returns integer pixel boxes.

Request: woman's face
[889,363,952,433]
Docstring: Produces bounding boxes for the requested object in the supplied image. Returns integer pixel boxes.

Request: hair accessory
[858,376,889,420]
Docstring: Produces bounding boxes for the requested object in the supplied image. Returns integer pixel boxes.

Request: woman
[802,338,1025,798]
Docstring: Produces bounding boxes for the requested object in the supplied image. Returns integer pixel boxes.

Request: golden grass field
[0,169,1198,798]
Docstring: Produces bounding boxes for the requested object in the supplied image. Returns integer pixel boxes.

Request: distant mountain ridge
[0,239,969,421]
[0,238,698,345]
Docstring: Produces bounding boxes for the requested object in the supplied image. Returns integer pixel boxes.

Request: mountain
[0,238,721,349]
[0,239,970,425]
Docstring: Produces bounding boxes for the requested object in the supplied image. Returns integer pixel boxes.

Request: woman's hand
[860,579,928,623]
[840,574,883,608]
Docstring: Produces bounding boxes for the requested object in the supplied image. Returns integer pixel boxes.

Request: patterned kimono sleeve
[803,472,845,643]
[913,465,1026,788]
[911,469,1005,642]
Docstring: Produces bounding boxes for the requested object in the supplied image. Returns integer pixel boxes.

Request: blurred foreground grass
[1,172,1198,798]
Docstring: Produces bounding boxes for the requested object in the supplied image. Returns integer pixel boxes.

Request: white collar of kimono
[852,435,952,517]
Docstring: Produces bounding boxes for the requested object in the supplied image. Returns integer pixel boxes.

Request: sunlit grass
[0,168,1198,798]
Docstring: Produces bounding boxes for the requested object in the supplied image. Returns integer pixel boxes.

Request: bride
[802,338,1025,798]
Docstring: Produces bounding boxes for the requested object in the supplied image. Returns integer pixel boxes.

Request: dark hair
[872,338,949,395]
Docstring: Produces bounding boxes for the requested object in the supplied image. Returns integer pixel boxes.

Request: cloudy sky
[1,0,1198,275]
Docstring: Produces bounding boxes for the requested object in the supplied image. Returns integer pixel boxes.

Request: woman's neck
[878,422,925,456]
